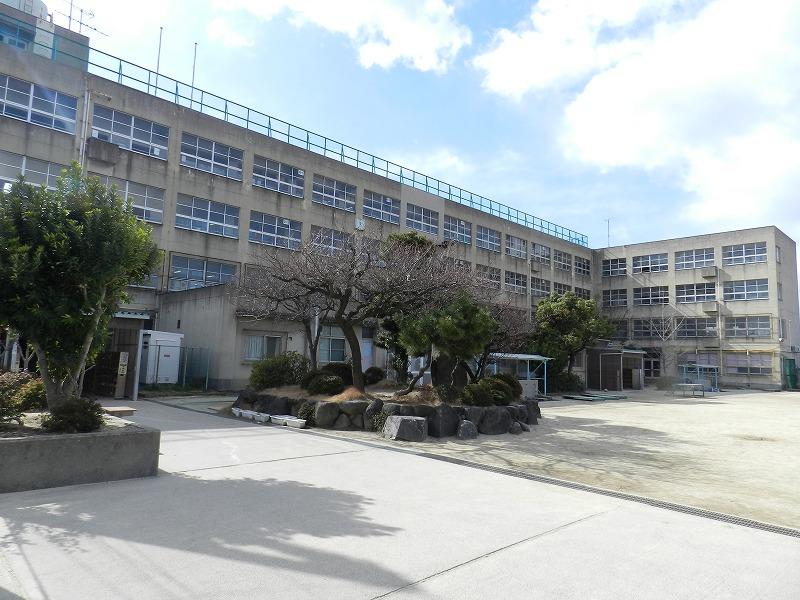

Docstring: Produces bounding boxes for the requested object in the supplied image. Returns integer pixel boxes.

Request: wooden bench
[102,406,137,417]
[672,383,704,398]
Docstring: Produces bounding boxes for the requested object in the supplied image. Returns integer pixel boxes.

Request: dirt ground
[318,389,800,529]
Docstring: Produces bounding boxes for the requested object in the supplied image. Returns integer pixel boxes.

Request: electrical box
[139,330,184,385]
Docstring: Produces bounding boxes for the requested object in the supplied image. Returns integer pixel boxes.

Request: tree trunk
[339,321,365,391]
[396,351,431,396]
[567,353,575,374]
[303,320,319,370]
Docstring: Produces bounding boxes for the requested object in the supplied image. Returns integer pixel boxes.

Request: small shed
[586,346,646,391]
[489,353,553,396]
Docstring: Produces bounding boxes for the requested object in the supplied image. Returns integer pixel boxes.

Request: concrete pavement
[1,400,798,599]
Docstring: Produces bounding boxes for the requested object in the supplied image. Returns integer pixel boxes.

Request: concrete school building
[1,1,798,393]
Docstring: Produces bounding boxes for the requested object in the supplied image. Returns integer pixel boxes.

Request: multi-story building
[1,2,798,391]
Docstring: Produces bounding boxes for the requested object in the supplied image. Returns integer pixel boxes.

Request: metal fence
[139,344,211,390]
[1,14,589,247]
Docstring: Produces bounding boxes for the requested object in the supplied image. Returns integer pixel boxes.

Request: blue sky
[52,0,800,250]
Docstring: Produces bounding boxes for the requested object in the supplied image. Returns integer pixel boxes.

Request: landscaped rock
[519,422,530,432]
[383,416,427,441]
[413,404,436,418]
[365,399,384,418]
[464,406,485,426]
[478,406,512,435]
[457,420,478,440]
[509,421,523,434]
[510,404,529,424]
[340,400,370,416]
[398,405,416,416]
[522,399,540,424]
[382,403,402,416]
[351,414,364,430]
[265,395,290,416]
[314,401,341,428]
[427,404,460,438]
[333,413,351,430]
[235,388,257,408]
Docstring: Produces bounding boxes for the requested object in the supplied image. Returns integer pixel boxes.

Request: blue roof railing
[0,14,589,246]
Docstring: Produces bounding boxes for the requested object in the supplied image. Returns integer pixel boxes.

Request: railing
[0,14,589,246]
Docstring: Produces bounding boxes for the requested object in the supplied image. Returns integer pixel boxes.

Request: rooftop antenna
[154,27,163,95]
[190,42,198,109]
[606,218,610,247]
[55,1,107,36]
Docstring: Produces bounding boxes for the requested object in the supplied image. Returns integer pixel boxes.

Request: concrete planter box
[0,419,161,493]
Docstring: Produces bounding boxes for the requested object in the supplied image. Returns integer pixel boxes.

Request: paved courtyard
[323,390,800,529]
[0,400,798,599]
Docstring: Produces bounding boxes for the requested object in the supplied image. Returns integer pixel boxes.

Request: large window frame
[675,283,716,303]
[252,156,305,198]
[505,270,528,295]
[722,242,767,265]
[574,256,591,277]
[243,333,282,361]
[443,215,472,245]
[676,318,718,338]
[505,234,527,259]
[634,284,669,304]
[602,258,626,277]
[319,325,347,364]
[632,253,668,273]
[406,203,439,235]
[180,133,243,180]
[168,255,237,291]
[553,249,572,272]
[363,190,400,224]
[476,226,501,252]
[175,194,239,239]
[531,277,551,298]
[0,150,66,191]
[92,173,165,224]
[725,316,771,338]
[602,288,628,307]
[249,211,302,250]
[0,74,77,134]
[476,264,501,289]
[91,105,169,159]
[675,248,714,270]
[553,282,572,296]
[312,174,356,212]
[725,352,772,375]
[310,225,349,254]
[723,279,768,301]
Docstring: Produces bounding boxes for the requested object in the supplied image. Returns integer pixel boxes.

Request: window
[505,271,527,294]
[610,320,628,340]
[632,318,671,339]
[505,234,527,259]
[476,226,501,252]
[778,282,783,301]
[633,286,669,305]
[632,253,668,273]
[725,352,772,375]
[0,74,77,134]
[575,256,591,277]
[363,190,400,224]
[176,194,239,238]
[725,316,771,338]
[310,225,350,254]
[776,246,782,264]
[0,150,66,191]
[406,203,438,235]
[252,156,304,198]
[532,243,551,267]
[93,173,164,224]
[722,242,767,265]
[476,264,501,289]
[319,325,346,363]
[244,334,282,361]
[131,261,163,290]
[644,356,661,378]
[675,283,716,303]
[168,256,236,291]
[676,318,718,338]
[723,279,768,301]
[574,287,591,299]
[249,211,302,250]
[553,250,572,272]
[602,289,627,307]
[444,215,472,245]
[91,105,169,159]
[312,174,356,212]
[678,352,720,368]
[180,133,243,180]
[553,282,571,296]
[675,248,714,270]
[602,258,626,276]
[531,277,551,298]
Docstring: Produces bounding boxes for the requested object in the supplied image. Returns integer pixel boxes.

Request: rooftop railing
[0,14,589,246]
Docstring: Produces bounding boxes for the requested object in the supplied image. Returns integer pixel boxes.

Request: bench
[102,406,137,417]
[672,383,704,398]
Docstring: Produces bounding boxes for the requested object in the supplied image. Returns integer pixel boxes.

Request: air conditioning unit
[702,301,719,313]
[701,266,718,278]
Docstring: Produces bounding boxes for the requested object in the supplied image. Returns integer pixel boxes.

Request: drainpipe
[78,88,112,168]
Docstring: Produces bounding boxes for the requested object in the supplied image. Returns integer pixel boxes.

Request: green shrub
[0,390,23,424]
[0,371,34,403]
[364,366,386,386]
[372,409,390,432]
[320,362,354,385]
[249,352,311,390]
[14,379,47,411]
[434,383,459,404]
[297,401,317,427]
[480,377,515,405]
[300,369,325,390]
[42,397,105,433]
[461,382,493,406]
[552,371,585,393]
[307,374,346,396]
[487,372,523,399]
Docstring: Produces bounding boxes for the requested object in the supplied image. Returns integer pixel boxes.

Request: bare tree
[630,305,688,377]
[235,227,474,390]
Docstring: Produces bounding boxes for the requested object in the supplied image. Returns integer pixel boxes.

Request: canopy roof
[490,353,553,361]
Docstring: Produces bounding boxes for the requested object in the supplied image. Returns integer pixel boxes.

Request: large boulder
[427,404,460,438]
[519,422,531,432]
[351,414,365,430]
[510,404,528,424]
[364,399,384,418]
[234,388,257,408]
[314,401,341,428]
[398,405,416,416]
[333,413,351,430]
[522,399,540,424]
[383,416,427,442]
[457,420,478,440]
[478,406,512,435]
[413,404,436,418]
[339,400,370,416]
[382,403,403,416]
[266,395,290,415]
[509,421,523,434]
[464,406,485,426]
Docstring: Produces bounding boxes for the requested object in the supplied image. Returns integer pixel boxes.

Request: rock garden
[232,352,542,442]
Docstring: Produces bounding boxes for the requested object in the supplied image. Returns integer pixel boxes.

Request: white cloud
[389,148,474,180]
[206,17,255,48]
[215,0,471,73]
[475,0,800,228]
